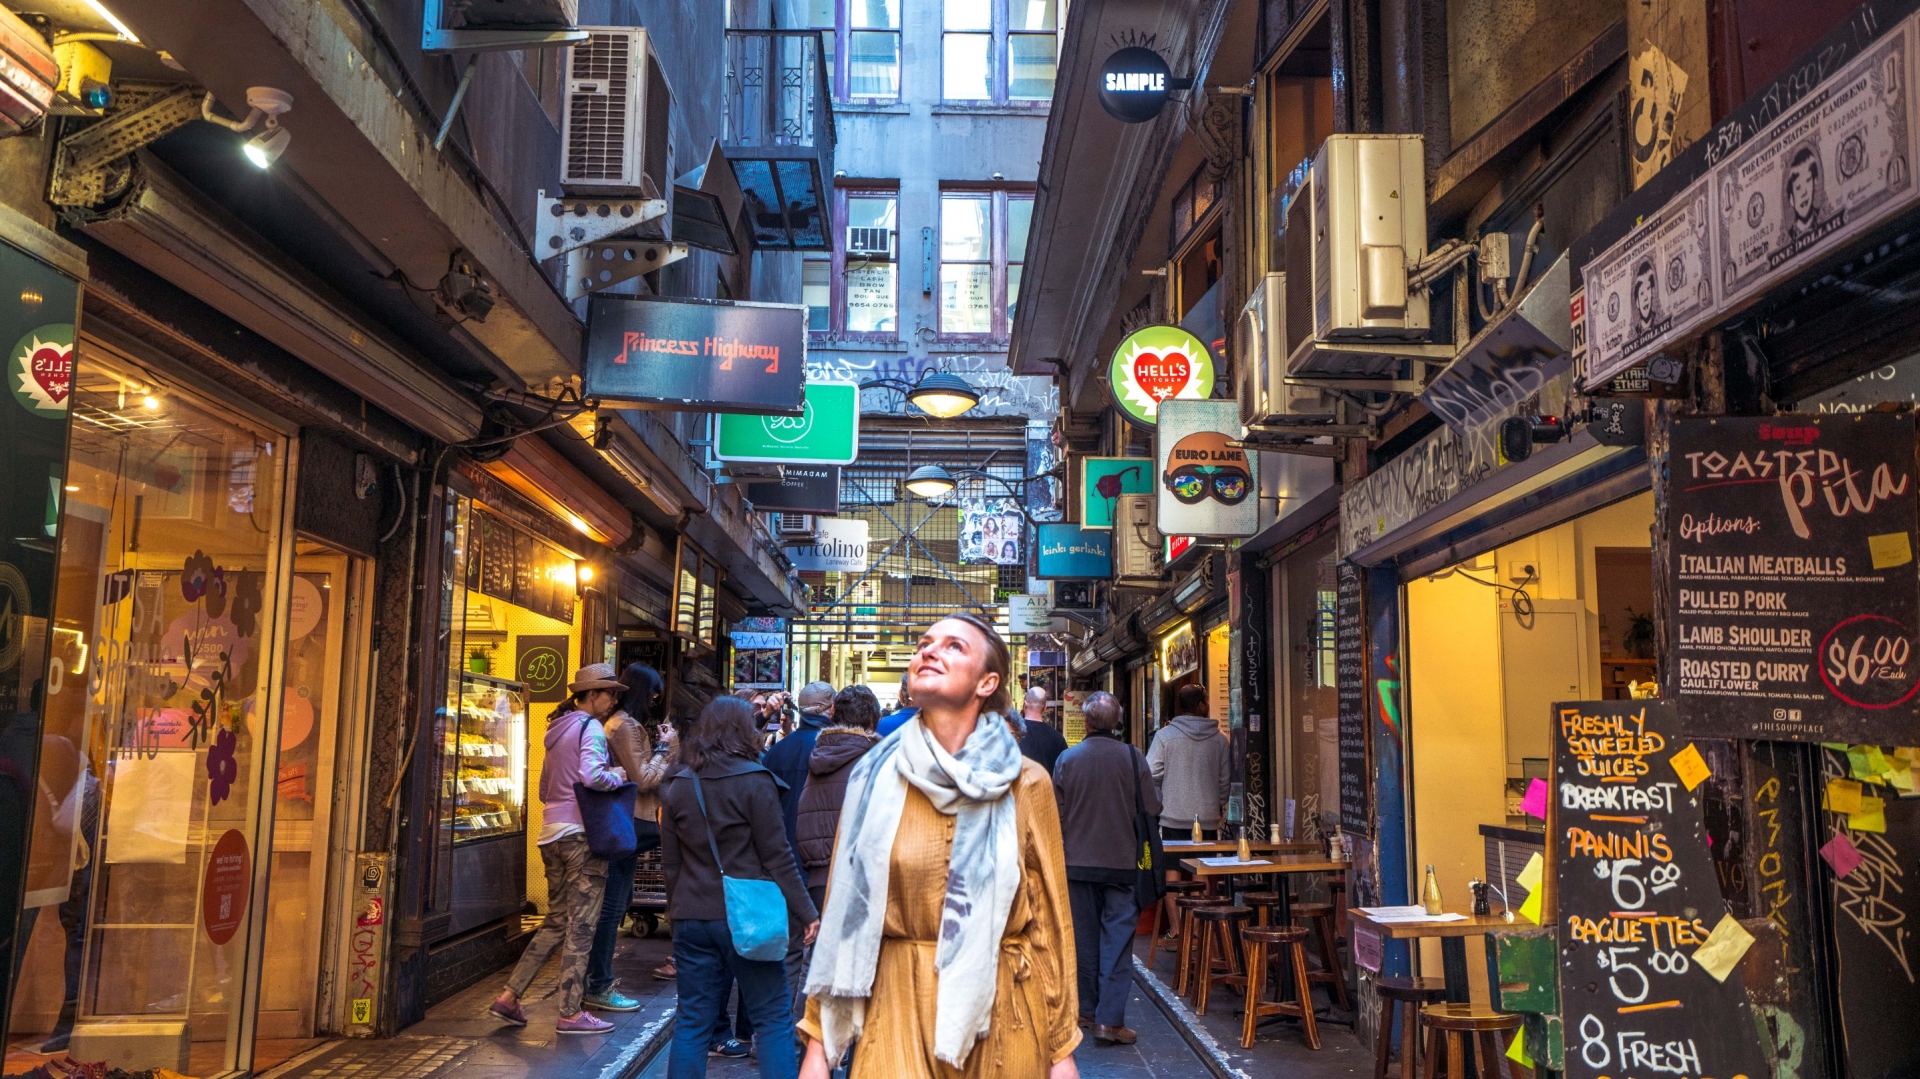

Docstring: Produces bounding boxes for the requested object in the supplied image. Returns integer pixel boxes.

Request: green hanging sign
[1106,323,1215,427]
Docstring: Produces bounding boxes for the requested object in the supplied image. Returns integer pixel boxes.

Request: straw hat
[568,662,626,695]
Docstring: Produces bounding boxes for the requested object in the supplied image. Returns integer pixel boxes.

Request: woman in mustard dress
[800,612,1081,1079]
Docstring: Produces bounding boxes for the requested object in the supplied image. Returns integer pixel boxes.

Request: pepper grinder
[1470,878,1490,916]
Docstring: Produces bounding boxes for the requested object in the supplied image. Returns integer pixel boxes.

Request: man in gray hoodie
[1146,684,1229,839]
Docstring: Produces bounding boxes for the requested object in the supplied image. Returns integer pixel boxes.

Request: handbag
[691,773,790,962]
[572,717,639,860]
[1129,745,1167,909]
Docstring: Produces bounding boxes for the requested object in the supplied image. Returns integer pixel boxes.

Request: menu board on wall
[470,508,578,624]
[1554,700,1770,1079]
[1669,414,1920,742]
[1336,562,1370,836]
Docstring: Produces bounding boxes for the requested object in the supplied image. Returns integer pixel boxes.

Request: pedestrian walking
[799,613,1082,1079]
[1054,691,1158,1046]
[490,665,630,1035]
[794,686,881,913]
[1145,684,1229,931]
[662,695,820,1079]
[1017,686,1068,776]
[764,681,836,861]
[584,661,673,1006]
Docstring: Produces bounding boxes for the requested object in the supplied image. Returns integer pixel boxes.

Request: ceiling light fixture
[203,87,294,168]
[81,0,139,43]
[141,394,160,410]
[244,124,290,168]
[903,372,981,418]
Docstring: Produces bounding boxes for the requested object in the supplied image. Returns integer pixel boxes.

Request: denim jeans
[1069,880,1139,1028]
[668,919,796,1079]
[586,848,638,996]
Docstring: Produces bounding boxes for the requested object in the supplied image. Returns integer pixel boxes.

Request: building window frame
[808,0,903,103]
[936,185,1034,343]
[809,185,902,343]
[940,0,1057,106]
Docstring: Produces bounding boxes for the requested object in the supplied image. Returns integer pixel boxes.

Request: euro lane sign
[716,381,859,465]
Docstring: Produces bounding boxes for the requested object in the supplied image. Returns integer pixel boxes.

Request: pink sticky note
[1521,778,1549,820]
[1821,832,1864,879]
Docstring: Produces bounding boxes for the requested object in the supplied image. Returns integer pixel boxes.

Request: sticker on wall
[1107,324,1215,427]
[10,323,72,416]
[202,828,251,945]
[1155,399,1257,537]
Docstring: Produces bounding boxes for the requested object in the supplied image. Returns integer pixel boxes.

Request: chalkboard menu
[1337,561,1370,836]
[1555,699,1769,1079]
[469,507,578,624]
[1669,414,1920,743]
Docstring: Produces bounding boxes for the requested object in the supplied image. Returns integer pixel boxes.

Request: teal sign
[1035,524,1111,580]
[1080,456,1153,529]
[715,381,859,464]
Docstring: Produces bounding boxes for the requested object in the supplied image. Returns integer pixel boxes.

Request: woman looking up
[799,612,1081,1079]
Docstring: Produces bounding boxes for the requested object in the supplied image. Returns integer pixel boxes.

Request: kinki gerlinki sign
[583,294,807,414]
[1668,413,1920,743]
[1098,45,1185,123]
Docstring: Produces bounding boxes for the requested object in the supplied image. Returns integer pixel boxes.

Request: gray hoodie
[1146,714,1230,830]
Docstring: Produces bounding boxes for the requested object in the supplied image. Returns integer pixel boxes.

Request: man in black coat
[1017,685,1068,775]
[1054,691,1159,1045]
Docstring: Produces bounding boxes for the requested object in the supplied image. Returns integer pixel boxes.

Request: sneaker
[710,1038,751,1058]
[488,995,527,1027]
[583,988,642,1012]
[557,1011,615,1035]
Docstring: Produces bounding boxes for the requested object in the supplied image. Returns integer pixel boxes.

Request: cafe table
[1161,839,1320,856]
[1343,907,1515,1005]
[1178,854,1353,1025]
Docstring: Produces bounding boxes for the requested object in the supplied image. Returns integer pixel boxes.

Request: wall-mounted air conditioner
[774,512,816,538]
[1283,134,1434,377]
[847,227,894,257]
[1237,272,1332,426]
[560,27,676,231]
[1113,493,1164,582]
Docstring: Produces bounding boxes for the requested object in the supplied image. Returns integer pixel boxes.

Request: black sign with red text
[1669,413,1920,742]
[583,294,806,414]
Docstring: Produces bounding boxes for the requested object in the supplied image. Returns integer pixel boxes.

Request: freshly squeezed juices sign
[1668,414,1920,742]
[1107,324,1215,427]
[1554,700,1768,1079]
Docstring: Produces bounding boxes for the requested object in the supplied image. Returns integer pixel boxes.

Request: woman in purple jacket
[490,664,629,1035]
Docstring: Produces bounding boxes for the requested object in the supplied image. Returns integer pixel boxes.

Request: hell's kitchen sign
[1107,324,1216,428]
[583,295,807,414]
[1668,413,1920,742]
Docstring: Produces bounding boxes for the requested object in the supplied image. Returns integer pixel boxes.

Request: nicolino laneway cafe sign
[1107,324,1215,427]
[1668,413,1920,743]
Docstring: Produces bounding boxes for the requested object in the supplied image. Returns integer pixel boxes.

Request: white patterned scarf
[805,711,1025,1068]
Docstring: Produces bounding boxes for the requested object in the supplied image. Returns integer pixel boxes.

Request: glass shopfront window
[1280,530,1340,841]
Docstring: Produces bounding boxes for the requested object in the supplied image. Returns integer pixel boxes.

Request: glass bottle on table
[1422,863,1444,915]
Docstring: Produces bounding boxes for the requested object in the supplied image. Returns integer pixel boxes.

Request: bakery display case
[452,673,527,842]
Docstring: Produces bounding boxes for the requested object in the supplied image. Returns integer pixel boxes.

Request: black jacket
[761,710,831,863]
[1019,717,1069,776]
[660,756,818,925]
[1054,730,1161,883]
[795,727,882,886]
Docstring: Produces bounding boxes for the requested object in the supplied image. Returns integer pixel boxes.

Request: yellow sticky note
[1693,913,1756,982]
[1669,742,1711,791]
[1896,746,1917,763]
[1827,778,1865,814]
[1867,747,1891,775]
[1517,886,1543,925]
[1871,532,1914,569]
[1889,767,1915,795]
[1852,796,1888,834]
[1515,851,1544,893]
[1507,1029,1535,1070]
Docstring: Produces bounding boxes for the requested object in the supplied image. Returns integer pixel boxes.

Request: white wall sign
[787,517,870,573]
[1008,593,1052,633]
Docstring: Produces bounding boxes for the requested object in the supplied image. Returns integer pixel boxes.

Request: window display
[453,673,528,842]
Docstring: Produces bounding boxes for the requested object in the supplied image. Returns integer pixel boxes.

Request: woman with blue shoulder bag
[661,695,820,1079]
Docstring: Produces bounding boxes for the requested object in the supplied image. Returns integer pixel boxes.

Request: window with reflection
[937,188,1033,339]
[809,0,902,101]
[942,0,1056,104]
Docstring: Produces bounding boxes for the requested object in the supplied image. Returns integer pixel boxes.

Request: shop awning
[485,434,633,548]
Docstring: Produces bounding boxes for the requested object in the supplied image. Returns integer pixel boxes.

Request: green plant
[1623,606,1656,658]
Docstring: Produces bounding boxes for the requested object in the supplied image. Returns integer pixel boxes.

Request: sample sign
[1668,414,1920,742]
[1034,523,1112,579]
[1108,324,1215,427]
[1081,456,1154,529]
[1554,700,1769,1079]
[1008,593,1052,633]
[1336,562,1370,836]
[1097,46,1172,123]
[1156,399,1257,537]
[202,828,251,946]
[716,381,859,464]
[584,295,806,413]
[744,464,841,513]
[787,517,869,572]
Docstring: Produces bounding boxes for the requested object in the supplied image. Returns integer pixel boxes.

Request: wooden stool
[1419,1003,1525,1079]
[1292,902,1353,1009]
[1373,976,1447,1079]
[1150,880,1210,967]
[1190,905,1251,1015]
[1241,890,1281,926]
[1174,895,1226,997]
[1239,924,1319,1050]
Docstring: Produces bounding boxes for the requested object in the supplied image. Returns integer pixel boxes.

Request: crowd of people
[487,613,1233,1079]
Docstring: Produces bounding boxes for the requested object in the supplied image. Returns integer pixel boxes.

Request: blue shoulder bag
[690,773,790,962]
[572,717,638,860]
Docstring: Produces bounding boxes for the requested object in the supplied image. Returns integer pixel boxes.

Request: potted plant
[1623,606,1656,659]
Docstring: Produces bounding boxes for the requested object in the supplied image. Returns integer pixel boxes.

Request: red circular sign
[202,828,251,945]
[1818,613,1920,710]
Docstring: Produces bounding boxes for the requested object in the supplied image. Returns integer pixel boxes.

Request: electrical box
[1237,272,1331,426]
[1112,493,1165,581]
[51,40,110,115]
[560,27,676,230]
[1283,134,1430,377]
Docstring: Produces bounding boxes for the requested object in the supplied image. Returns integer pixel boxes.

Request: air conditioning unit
[1283,134,1430,377]
[774,512,816,537]
[560,27,676,226]
[847,227,894,257]
[1113,494,1165,581]
[1237,272,1332,426]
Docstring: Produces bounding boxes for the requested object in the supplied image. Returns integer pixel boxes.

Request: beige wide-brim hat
[568,662,626,695]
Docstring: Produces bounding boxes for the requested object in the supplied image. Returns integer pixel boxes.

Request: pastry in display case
[454,672,527,842]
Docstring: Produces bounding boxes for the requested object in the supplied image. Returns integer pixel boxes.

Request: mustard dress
[800,758,1083,1077]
